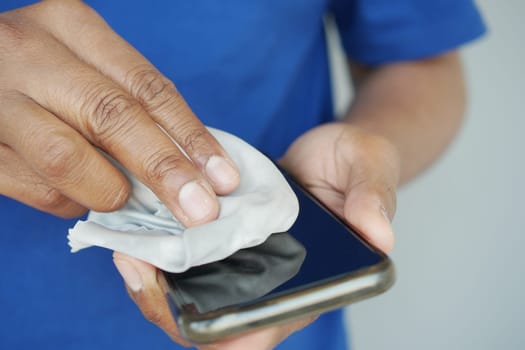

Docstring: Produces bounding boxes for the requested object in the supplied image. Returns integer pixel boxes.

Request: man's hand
[110,50,462,350]
[112,252,316,350]
[112,122,399,349]
[281,122,399,253]
[0,0,239,225]
[109,50,464,349]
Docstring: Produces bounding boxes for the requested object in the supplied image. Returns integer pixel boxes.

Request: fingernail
[179,181,216,223]
[205,156,239,188]
[114,258,143,292]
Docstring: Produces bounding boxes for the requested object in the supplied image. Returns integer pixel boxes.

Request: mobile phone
[162,168,395,343]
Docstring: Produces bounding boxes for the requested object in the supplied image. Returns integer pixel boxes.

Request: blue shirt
[0,1,484,349]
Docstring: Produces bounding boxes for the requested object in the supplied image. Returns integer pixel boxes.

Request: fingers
[113,251,316,350]
[1,3,241,225]
[112,252,193,347]
[0,90,129,212]
[339,130,399,253]
[0,144,87,218]
[343,185,395,253]
[28,0,240,195]
[204,315,317,350]
[2,27,218,226]
[281,123,399,253]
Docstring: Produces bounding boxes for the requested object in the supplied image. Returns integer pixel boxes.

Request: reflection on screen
[165,176,383,314]
[166,232,305,312]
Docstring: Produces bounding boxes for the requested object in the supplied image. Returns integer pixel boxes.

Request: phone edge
[166,257,395,344]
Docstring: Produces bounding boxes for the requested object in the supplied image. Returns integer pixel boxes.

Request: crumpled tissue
[67,128,299,272]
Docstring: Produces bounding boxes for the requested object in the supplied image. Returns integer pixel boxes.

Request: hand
[280,122,399,253]
[112,122,399,349]
[112,252,316,350]
[0,0,239,225]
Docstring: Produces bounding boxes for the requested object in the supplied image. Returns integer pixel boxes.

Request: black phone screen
[164,173,385,314]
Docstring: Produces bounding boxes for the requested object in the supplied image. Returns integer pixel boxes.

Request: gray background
[328,0,525,349]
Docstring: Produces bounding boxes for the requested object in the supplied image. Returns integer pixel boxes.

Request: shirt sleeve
[331,0,487,64]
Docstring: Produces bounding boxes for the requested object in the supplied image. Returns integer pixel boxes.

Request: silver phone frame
[163,257,395,343]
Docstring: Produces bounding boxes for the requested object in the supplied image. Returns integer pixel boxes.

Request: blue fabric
[0,0,484,349]
[331,0,486,64]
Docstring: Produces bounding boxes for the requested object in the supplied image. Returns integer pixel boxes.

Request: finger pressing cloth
[67,128,299,272]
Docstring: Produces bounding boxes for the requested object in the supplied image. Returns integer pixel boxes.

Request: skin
[0,0,240,225]
[118,52,466,349]
[0,1,467,349]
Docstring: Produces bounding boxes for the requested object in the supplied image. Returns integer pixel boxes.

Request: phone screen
[164,173,386,314]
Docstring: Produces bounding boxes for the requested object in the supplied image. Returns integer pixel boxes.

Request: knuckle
[125,65,177,112]
[0,16,28,51]
[37,135,81,182]
[0,17,24,40]
[35,186,70,211]
[84,86,139,142]
[179,126,208,155]
[142,152,185,183]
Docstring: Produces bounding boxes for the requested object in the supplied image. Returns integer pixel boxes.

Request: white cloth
[68,128,299,273]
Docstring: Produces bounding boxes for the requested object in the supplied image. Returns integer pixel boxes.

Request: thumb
[112,252,192,346]
[343,185,395,253]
